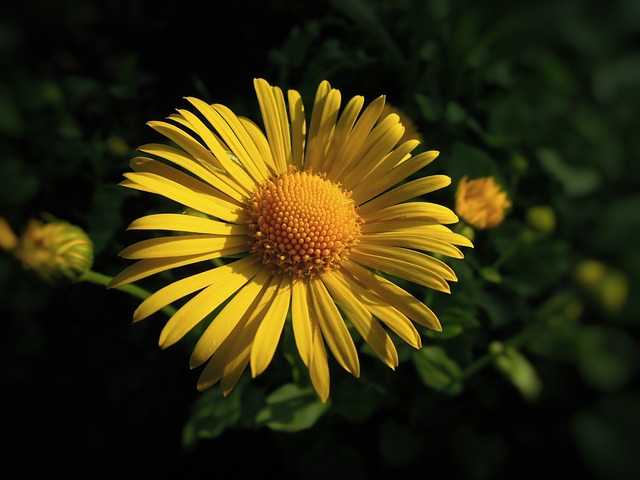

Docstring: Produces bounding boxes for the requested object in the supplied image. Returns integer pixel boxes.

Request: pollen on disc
[248,168,362,278]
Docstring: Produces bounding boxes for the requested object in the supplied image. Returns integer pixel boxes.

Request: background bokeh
[1,0,638,478]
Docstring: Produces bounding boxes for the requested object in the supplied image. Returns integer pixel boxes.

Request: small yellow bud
[599,270,629,314]
[0,217,19,251]
[574,259,628,314]
[511,153,529,172]
[13,217,94,284]
[574,259,607,290]
[526,205,557,233]
[455,176,512,230]
[106,136,129,157]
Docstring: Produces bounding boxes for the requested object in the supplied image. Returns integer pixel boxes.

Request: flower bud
[455,176,512,230]
[526,205,556,233]
[13,217,94,284]
[574,259,628,314]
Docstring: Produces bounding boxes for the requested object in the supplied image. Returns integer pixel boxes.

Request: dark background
[1,0,638,478]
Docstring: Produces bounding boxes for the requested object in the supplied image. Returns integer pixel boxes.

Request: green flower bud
[574,259,606,290]
[526,205,556,233]
[574,259,628,314]
[599,270,629,314]
[14,217,94,284]
[511,153,529,172]
[106,136,129,157]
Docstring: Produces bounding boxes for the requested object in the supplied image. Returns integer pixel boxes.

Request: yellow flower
[4,216,93,284]
[455,176,512,230]
[109,78,473,402]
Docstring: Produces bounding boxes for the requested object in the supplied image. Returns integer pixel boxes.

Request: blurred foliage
[1,0,638,478]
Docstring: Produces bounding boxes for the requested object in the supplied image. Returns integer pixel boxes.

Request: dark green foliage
[1,0,638,478]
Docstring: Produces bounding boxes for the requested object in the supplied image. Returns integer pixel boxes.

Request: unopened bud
[526,205,556,233]
[13,217,94,284]
[455,176,512,230]
[574,259,628,314]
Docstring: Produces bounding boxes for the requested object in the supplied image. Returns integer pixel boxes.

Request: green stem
[491,237,520,270]
[80,270,177,317]
[456,322,539,384]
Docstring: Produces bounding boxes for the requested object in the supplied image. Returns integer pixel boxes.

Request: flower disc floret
[248,167,362,278]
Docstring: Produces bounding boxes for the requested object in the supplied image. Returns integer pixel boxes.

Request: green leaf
[490,341,542,402]
[255,383,329,432]
[0,157,40,206]
[537,148,601,197]
[181,387,244,449]
[425,307,480,339]
[577,326,637,392]
[415,93,442,122]
[412,346,463,395]
[446,142,501,181]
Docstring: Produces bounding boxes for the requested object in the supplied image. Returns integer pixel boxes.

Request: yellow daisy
[109,78,473,403]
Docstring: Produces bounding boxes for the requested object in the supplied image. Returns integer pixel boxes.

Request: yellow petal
[158,256,262,347]
[196,271,278,393]
[287,89,306,171]
[118,234,247,259]
[250,274,292,377]
[352,150,440,204]
[308,328,330,404]
[238,117,277,174]
[358,175,452,216]
[309,278,360,377]
[305,86,340,173]
[254,78,290,173]
[350,247,452,293]
[172,107,257,195]
[360,231,464,259]
[336,272,422,349]
[327,95,385,180]
[127,214,248,235]
[349,139,418,189]
[147,120,249,196]
[361,223,474,249]
[108,248,245,288]
[190,267,272,368]
[185,98,270,184]
[342,122,405,189]
[363,201,459,225]
[322,271,399,369]
[137,143,246,203]
[342,261,442,331]
[213,103,273,179]
[128,155,243,208]
[324,94,365,180]
[134,267,223,323]
[0,217,18,251]
[123,170,245,224]
[291,276,313,366]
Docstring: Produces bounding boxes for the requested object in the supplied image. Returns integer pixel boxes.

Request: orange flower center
[248,167,362,278]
